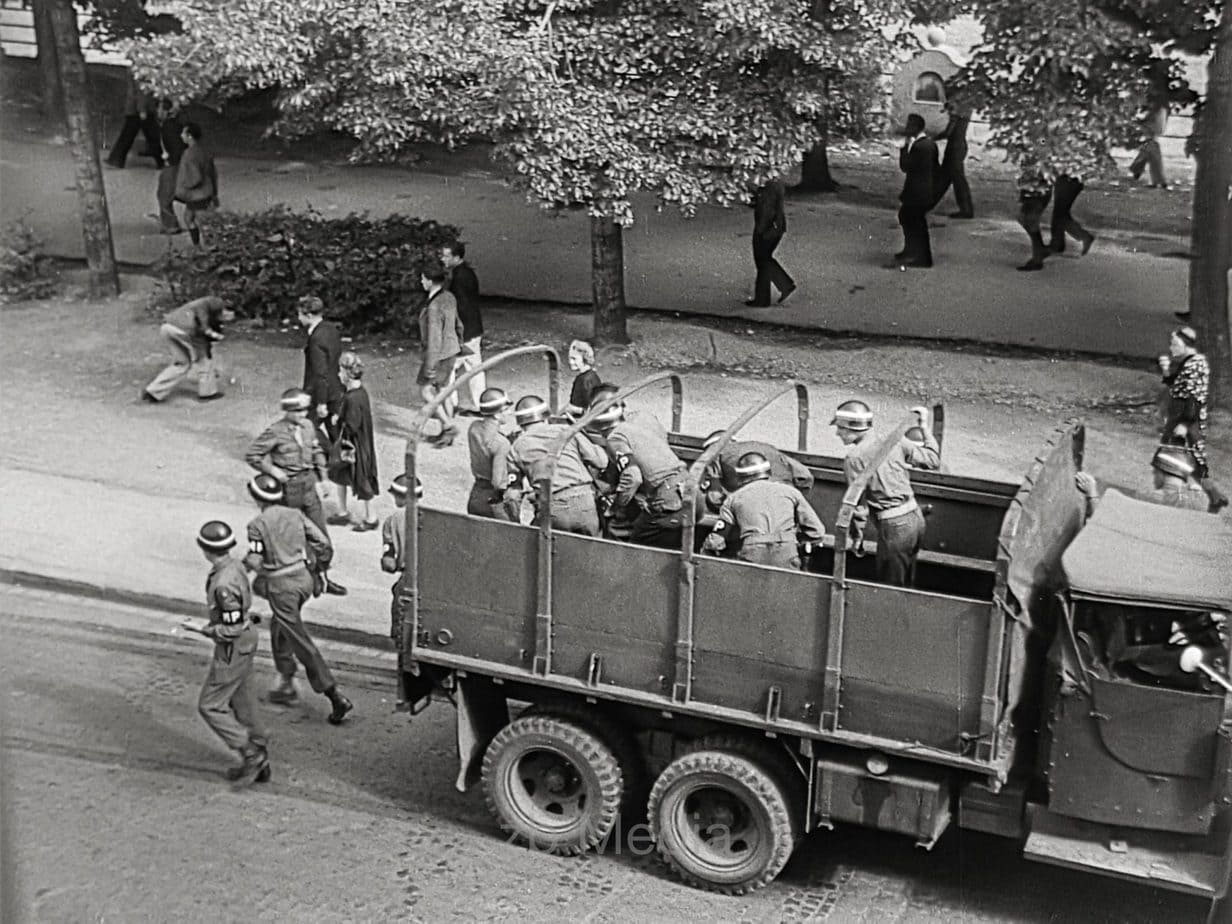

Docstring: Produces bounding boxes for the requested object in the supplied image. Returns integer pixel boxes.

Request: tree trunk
[47,0,120,298]
[797,133,839,193]
[1188,11,1232,408]
[590,214,629,344]
[32,0,63,126]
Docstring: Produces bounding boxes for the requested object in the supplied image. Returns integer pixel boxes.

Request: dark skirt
[330,386,380,500]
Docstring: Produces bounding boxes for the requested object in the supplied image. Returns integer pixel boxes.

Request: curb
[0,568,394,654]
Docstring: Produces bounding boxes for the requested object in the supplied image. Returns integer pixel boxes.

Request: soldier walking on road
[833,401,941,586]
[246,388,348,595]
[380,473,422,710]
[703,452,826,570]
[245,474,353,725]
[467,387,516,520]
[186,520,270,787]
[505,395,609,536]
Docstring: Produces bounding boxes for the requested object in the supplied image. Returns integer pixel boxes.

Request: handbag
[327,427,357,479]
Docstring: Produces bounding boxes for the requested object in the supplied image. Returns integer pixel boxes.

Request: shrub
[158,206,461,333]
[0,217,57,302]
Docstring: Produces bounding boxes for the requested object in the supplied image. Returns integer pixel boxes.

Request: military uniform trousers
[266,568,336,692]
[738,537,801,571]
[875,507,925,587]
[198,639,266,754]
[283,470,329,536]
[468,480,515,521]
[628,474,685,549]
[535,483,600,536]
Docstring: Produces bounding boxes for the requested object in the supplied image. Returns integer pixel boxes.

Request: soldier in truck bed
[587,386,687,550]
[833,400,940,586]
[701,430,814,494]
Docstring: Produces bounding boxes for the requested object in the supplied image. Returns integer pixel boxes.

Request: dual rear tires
[481,714,800,893]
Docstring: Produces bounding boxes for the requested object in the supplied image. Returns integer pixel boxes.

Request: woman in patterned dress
[1160,326,1228,513]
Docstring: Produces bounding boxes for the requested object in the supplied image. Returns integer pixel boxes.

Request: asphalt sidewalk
[0,135,1189,360]
[0,466,396,651]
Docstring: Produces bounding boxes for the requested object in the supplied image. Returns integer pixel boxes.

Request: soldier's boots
[268,676,299,705]
[326,687,353,725]
[229,747,270,789]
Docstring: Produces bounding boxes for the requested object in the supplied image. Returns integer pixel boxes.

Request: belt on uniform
[552,482,595,498]
[262,561,309,578]
[286,470,316,481]
[742,533,798,547]
[875,499,919,521]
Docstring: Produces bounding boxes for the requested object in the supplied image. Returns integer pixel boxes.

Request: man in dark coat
[745,180,795,307]
[155,99,187,234]
[895,113,939,268]
[297,296,344,430]
[443,241,484,415]
[1049,174,1095,256]
[105,72,162,169]
[933,99,974,219]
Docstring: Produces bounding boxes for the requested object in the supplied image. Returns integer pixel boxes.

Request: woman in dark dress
[330,351,381,530]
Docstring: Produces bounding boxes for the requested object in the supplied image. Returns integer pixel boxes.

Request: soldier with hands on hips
[702,452,826,570]
[246,387,347,595]
[244,474,353,725]
[184,520,270,788]
[833,400,940,586]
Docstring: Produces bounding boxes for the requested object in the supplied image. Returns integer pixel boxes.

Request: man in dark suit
[297,296,344,427]
[896,113,939,268]
[442,241,484,416]
[745,180,795,307]
[933,99,974,219]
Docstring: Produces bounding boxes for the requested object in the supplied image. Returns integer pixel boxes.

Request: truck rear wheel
[648,742,799,894]
[481,714,623,855]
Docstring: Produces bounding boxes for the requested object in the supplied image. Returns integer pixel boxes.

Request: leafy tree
[127,0,843,343]
[958,0,1232,403]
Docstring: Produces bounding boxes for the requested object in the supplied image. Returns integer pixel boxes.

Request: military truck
[392,346,1232,916]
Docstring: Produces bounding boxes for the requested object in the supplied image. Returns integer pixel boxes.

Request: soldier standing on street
[246,388,347,595]
[505,395,609,536]
[467,387,516,521]
[588,391,687,549]
[185,520,270,787]
[245,474,353,724]
[381,473,422,710]
[833,400,941,586]
[702,452,826,570]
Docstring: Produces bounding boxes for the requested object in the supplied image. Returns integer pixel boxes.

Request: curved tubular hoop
[398,344,561,654]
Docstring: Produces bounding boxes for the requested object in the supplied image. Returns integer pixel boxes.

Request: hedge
[158,206,461,334]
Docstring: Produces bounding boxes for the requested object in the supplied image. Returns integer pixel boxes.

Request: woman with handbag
[328,352,381,530]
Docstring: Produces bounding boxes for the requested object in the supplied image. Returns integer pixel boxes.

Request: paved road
[0,135,1189,359]
[1,586,1208,922]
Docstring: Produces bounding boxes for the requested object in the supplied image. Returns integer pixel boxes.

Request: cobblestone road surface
[0,587,1209,923]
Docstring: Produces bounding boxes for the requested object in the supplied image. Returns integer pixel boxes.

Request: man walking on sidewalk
[246,388,348,595]
[185,520,270,787]
[1049,174,1095,257]
[244,474,353,725]
[745,180,795,306]
[142,295,232,402]
[443,241,485,415]
[895,113,939,268]
[155,99,186,234]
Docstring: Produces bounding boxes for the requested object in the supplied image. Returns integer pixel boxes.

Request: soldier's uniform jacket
[605,414,686,511]
[506,423,608,495]
[469,417,512,489]
[706,440,814,494]
[244,505,333,575]
[843,429,940,534]
[201,554,257,657]
[245,416,327,479]
[381,513,405,574]
[713,480,826,547]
